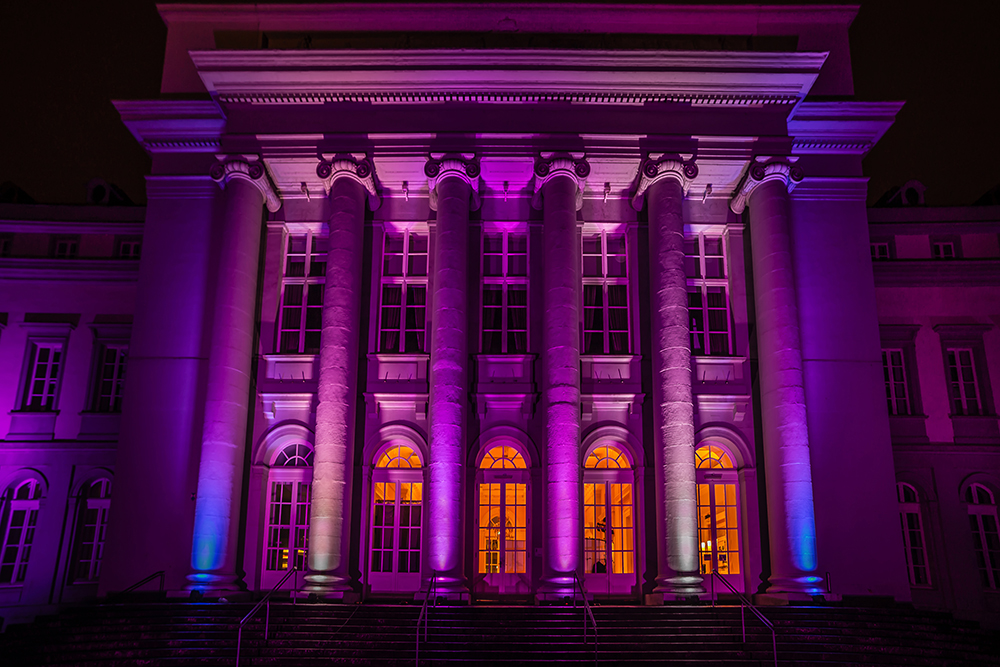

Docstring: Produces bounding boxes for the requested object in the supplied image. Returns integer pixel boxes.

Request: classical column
[425,157,480,595]
[532,157,588,596]
[189,158,280,590]
[632,157,704,597]
[305,158,380,594]
[731,158,822,596]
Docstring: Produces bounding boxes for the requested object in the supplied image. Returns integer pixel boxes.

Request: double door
[697,474,743,592]
[369,473,423,593]
[583,474,636,596]
[475,474,529,595]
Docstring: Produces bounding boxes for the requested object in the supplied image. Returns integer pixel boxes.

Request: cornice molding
[631,156,698,211]
[0,220,144,235]
[113,100,225,155]
[0,259,141,283]
[316,156,381,210]
[788,101,904,156]
[191,49,826,107]
[210,157,282,212]
[531,157,590,211]
[729,157,803,214]
[425,157,481,211]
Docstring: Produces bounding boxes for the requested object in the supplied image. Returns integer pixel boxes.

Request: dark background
[2,1,997,206]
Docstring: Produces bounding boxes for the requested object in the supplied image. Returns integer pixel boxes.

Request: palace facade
[1,2,998,628]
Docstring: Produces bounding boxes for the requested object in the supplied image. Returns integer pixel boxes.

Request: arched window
[369,442,423,593]
[70,478,112,583]
[0,479,42,584]
[263,443,313,586]
[475,444,530,595]
[695,444,742,591]
[896,483,930,586]
[480,445,526,470]
[966,483,1000,589]
[583,443,635,595]
[695,444,734,469]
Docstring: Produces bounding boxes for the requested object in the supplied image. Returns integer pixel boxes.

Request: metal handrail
[710,572,776,667]
[571,571,598,665]
[121,570,165,594]
[415,570,438,666]
[235,566,298,667]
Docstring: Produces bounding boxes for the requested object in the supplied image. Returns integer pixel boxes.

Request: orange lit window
[480,445,526,469]
[695,444,734,469]
[376,444,422,469]
[585,445,631,469]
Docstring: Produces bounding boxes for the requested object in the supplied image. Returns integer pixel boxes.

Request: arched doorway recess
[583,444,636,597]
[368,443,423,594]
[474,444,530,596]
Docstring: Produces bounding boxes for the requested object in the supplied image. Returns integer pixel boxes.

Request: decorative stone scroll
[631,156,698,211]
[210,156,282,212]
[531,156,590,211]
[729,157,804,215]
[425,156,481,211]
[317,156,381,211]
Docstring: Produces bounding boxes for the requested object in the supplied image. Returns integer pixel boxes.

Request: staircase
[2,601,998,666]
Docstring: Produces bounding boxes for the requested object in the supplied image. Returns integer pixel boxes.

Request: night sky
[2,1,997,206]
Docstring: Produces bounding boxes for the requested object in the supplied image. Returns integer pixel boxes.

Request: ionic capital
[317,156,381,211]
[210,156,281,212]
[425,156,481,211]
[531,156,590,211]
[631,156,698,211]
[729,157,804,215]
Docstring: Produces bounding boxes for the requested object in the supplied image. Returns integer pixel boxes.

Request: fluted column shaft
[540,174,582,592]
[426,175,471,593]
[647,176,703,596]
[746,179,821,595]
[306,176,367,592]
[189,176,266,588]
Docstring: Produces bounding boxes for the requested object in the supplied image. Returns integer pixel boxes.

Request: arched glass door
[475,445,530,596]
[695,444,742,593]
[583,445,635,596]
[261,443,313,590]
[369,444,423,593]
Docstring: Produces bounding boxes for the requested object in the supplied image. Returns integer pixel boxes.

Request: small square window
[870,243,890,261]
[932,242,955,260]
[53,237,78,259]
[118,239,141,259]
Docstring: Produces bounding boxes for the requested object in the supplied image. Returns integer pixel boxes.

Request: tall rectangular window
[947,348,981,416]
[897,483,930,586]
[92,345,127,412]
[278,234,327,354]
[583,231,629,355]
[482,229,528,354]
[378,231,428,353]
[686,235,732,356]
[882,349,910,415]
[22,343,63,410]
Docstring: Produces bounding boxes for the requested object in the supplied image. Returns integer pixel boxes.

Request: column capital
[317,155,381,211]
[531,156,590,211]
[210,156,281,212]
[729,157,804,215]
[425,155,481,211]
[631,155,698,211]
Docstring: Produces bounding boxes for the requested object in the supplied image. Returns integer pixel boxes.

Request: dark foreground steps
[2,600,998,666]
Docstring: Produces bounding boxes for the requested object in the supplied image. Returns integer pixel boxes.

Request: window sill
[78,411,122,440]
[369,353,429,383]
[6,410,58,441]
[263,354,317,381]
[581,355,639,381]
[949,414,1000,444]
[888,414,929,444]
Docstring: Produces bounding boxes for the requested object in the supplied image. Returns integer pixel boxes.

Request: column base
[536,573,577,600]
[766,574,826,597]
[303,572,354,595]
[654,573,705,598]
[753,591,830,605]
[186,572,243,593]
